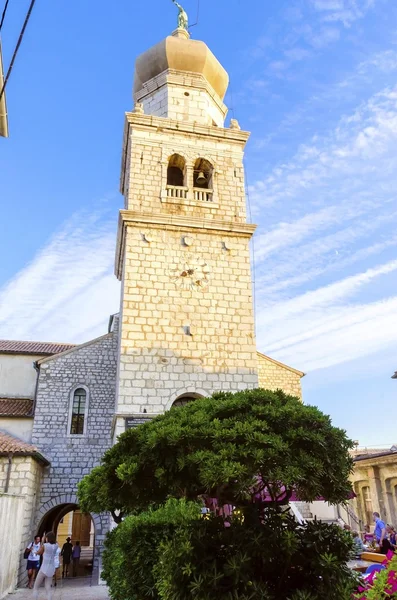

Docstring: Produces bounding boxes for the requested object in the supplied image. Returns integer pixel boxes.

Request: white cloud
[307,26,341,48]
[252,82,397,373]
[0,208,120,343]
[310,0,376,26]
[284,48,312,61]
[358,50,397,74]
[250,85,397,207]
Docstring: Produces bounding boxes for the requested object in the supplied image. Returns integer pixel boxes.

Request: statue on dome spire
[171,0,188,31]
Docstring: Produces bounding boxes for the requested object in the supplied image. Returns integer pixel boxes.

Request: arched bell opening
[167,154,186,187]
[193,158,213,190]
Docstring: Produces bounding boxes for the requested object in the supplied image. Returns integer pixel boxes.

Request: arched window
[167,154,186,187]
[193,158,213,189]
[70,388,87,435]
[362,486,373,526]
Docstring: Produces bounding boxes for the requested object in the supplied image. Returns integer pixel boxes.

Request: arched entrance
[37,495,100,580]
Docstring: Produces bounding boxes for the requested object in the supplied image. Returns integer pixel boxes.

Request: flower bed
[354,551,397,599]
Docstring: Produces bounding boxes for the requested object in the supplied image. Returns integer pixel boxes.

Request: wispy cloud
[252,81,397,372]
[310,0,376,26]
[250,85,397,207]
[0,207,120,343]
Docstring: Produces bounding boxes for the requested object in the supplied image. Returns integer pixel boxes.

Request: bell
[196,171,207,185]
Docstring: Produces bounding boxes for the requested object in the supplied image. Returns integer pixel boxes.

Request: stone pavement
[9,578,110,600]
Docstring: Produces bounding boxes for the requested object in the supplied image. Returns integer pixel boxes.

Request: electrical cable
[0,0,10,31]
[0,0,37,102]
[189,0,200,29]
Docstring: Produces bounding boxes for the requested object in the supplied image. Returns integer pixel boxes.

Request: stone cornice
[124,112,250,144]
[114,210,257,280]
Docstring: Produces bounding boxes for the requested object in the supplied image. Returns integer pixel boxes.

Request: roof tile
[0,431,38,454]
[0,431,50,464]
[0,398,34,417]
[0,340,76,355]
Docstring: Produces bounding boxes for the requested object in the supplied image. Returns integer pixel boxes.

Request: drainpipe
[32,360,40,418]
[4,452,13,493]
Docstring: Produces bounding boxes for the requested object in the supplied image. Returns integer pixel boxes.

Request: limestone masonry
[0,25,305,592]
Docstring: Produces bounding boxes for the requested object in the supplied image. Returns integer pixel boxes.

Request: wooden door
[72,511,91,546]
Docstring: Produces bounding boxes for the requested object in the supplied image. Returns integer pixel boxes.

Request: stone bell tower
[114,24,258,437]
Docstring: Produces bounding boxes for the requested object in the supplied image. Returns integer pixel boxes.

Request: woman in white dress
[33,531,58,600]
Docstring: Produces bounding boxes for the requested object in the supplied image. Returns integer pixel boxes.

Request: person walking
[72,541,81,577]
[61,536,73,578]
[32,532,58,600]
[53,545,61,587]
[25,535,41,589]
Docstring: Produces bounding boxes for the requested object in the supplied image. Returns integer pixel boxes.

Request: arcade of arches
[351,449,397,528]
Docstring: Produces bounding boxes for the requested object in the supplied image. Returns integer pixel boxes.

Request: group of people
[25,533,82,597]
[350,511,397,557]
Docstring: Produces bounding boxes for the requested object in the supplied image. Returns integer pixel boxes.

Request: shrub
[101,499,201,600]
[78,389,356,600]
[155,508,356,600]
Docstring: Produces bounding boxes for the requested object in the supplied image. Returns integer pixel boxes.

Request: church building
[0,21,304,594]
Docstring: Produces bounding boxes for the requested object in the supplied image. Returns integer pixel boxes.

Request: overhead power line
[0,0,37,103]
[0,0,10,31]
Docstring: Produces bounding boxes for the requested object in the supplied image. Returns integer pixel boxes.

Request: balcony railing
[193,188,213,202]
[166,185,188,199]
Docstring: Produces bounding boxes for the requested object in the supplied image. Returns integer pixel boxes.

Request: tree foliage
[78,388,354,518]
[101,499,201,600]
[78,389,357,600]
[102,502,356,600]
[155,508,356,600]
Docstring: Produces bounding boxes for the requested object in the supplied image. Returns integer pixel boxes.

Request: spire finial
[171,0,188,31]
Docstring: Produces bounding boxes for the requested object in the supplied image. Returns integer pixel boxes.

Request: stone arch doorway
[36,494,100,579]
[166,388,207,411]
[171,391,205,409]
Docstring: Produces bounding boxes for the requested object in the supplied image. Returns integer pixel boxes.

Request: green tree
[78,389,354,518]
[78,389,357,600]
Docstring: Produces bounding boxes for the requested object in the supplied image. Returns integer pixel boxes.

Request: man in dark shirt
[61,537,73,577]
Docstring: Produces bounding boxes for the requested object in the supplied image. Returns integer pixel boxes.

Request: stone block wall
[136,70,227,127]
[122,112,249,224]
[0,456,43,589]
[115,223,258,435]
[115,111,258,435]
[0,493,24,598]
[257,352,303,399]
[31,319,118,577]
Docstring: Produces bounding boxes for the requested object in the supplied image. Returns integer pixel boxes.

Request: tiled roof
[0,339,76,356]
[0,398,34,417]
[353,449,397,462]
[0,431,49,464]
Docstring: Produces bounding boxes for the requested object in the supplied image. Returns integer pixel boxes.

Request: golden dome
[133,30,229,100]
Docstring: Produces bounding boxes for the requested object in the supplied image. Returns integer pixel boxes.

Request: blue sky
[1,0,396,446]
